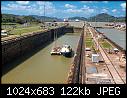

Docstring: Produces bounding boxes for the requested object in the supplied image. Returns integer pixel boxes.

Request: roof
[1,30,7,33]
[92,54,99,56]
[114,48,119,51]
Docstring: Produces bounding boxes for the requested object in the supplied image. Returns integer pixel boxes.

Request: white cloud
[103,1,108,3]
[1,6,11,10]
[65,9,82,13]
[36,1,56,14]
[101,8,108,13]
[121,3,126,9]
[81,5,94,13]
[7,3,29,10]
[81,1,98,3]
[65,4,76,9]
[16,1,29,5]
[120,3,126,11]
[2,1,56,16]
[112,9,117,13]
[64,5,94,16]
[36,1,45,5]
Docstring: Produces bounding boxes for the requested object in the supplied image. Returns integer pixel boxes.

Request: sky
[1,1,126,18]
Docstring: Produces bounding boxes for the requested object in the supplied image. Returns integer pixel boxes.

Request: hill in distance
[1,13,125,24]
[68,13,125,22]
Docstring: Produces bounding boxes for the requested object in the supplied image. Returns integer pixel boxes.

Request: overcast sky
[1,1,126,18]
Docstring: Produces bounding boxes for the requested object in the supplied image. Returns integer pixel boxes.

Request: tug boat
[60,45,72,57]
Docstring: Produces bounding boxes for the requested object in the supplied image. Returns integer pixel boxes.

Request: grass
[1,23,18,25]
[9,26,43,35]
[85,37,93,47]
[86,33,92,37]
[1,22,44,35]
[2,22,65,35]
[100,39,112,48]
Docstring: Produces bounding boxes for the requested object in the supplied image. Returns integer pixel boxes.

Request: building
[63,18,68,22]
[1,30,8,37]
[92,54,99,63]
[75,19,79,22]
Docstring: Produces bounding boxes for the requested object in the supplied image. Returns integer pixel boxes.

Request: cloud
[16,1,29,5]
[1,6,11,10]
[81,1,98,3]
[36,1,56,14]
[65,4,76,9]
[7,3,30,10]
[112,9,117,13]
[81,5,94,13]
[64,5,95,16]
[120,3,126,11]
[103,1,108,3]
[36,1,45,5]
[65,9,82,13]
[2,1,56,16]
[101,8,108,13]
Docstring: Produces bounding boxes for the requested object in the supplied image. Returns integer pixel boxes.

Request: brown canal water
[2,33,80,84]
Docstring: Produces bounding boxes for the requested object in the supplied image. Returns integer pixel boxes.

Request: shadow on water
[2,38,60,76]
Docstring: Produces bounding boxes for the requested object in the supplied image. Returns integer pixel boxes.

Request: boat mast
[53,16,57,47]
[54,26,57,47]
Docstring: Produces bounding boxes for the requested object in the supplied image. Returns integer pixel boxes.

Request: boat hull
[61,51,72,57]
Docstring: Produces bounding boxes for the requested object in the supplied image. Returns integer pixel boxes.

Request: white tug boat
[60,45,72,57]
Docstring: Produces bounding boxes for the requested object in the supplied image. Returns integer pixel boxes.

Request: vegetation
[100,39,112,48]
[85,37,94,47]
[8,26,43,35]
[87,13,125,22]
[30,15,62,22]
[68,13,125,22]
[68,17,87,21]
[2,13,125,24]
[2,14,41,24]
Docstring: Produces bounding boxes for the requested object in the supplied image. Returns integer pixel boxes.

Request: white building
[1,30,8,36]
[92,54,99,63]
[63,18,68,22]
[75,19,79,22]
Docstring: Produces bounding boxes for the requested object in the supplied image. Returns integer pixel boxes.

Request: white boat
[60,45,72,57]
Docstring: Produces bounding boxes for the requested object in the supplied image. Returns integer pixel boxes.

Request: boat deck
[50,47,61,55]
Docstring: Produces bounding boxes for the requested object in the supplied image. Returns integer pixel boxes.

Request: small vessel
[50,47,61,55]
[50,26,61,55]
[60,45,72,57]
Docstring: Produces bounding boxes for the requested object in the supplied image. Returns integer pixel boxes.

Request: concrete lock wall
[2,30,52,65]
[2,26,83,65]
[64,26,83,33]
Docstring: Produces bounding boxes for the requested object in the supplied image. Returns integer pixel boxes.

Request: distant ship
[60,45,72,57]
